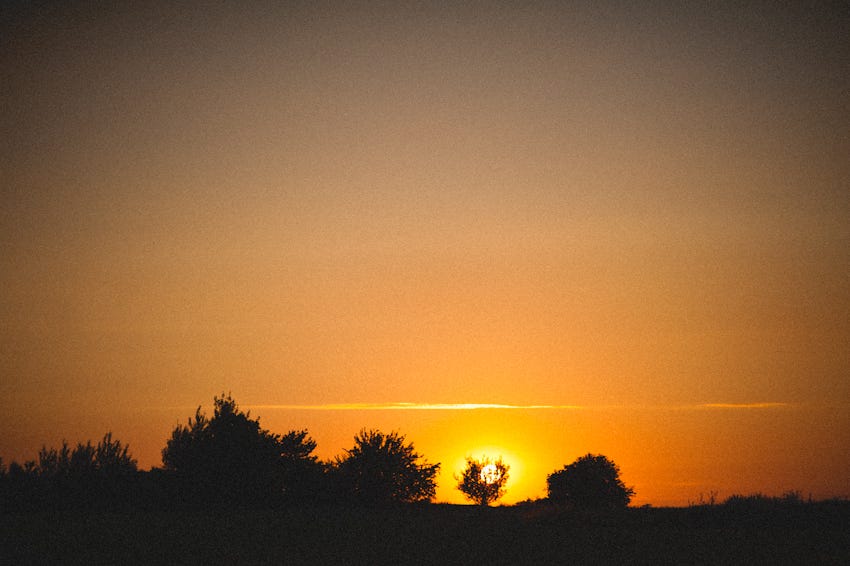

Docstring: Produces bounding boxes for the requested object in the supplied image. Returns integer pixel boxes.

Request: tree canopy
[162,393,320,506]
[547,453,634,510]
[278,429,325,502]
[34,432,137,479]
[0,433,138,509]
[333,429,440,505]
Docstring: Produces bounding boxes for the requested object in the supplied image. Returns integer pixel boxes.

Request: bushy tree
[279,429,325,503]
[1,433,137,509]
[35,433,137,479]
[547,453,634,510]
[162,394,320,506]
[333,429,439,505]
[456,456,509,506]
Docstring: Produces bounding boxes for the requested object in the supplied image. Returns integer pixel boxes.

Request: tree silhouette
[333,429,439,505]
[161,393,320,506]
[0,433,137,509]
[34,433,137,479]
[456,456,509,506]
[279,429,325,503]
[547,453,634,510]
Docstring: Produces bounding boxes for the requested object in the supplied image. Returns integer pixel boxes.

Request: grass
[2,500,849,565]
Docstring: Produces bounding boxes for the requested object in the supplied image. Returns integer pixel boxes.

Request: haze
[2,3,848,505]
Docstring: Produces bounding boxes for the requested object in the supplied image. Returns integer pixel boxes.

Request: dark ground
[2,501,848,565]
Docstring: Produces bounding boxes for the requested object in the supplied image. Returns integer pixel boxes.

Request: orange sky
[2,3,849,506]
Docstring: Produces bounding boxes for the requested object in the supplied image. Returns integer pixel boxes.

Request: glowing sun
[480,463,502,485]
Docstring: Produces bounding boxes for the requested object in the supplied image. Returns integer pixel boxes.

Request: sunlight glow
[480,463,502,485]
[453,445,522,499]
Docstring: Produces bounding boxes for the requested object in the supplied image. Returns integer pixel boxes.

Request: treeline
[0,432,141,510]
[0,395,441,511]
[0,394,639,511]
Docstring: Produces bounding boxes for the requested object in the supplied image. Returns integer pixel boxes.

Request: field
[3,501,849,565]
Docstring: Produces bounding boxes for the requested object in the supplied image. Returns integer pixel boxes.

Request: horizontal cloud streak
[247,402,587,411]
[697,402,791,409]
[245,402,795,411]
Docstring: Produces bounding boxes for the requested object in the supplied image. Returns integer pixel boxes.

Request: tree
[279,429,325,503]
[95,432,138,476]
[161,393,320,506]
[34,433,137,479]
[1,433,137,509]
[333,429,439,505]
[456,456,509,506]
[547,453,634,510]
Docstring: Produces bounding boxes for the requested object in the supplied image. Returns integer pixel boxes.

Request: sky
[1,2,848,505]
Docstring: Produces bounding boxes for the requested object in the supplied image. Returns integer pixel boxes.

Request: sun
[480,463,502,485]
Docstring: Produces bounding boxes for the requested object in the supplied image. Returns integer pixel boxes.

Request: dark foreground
[3,501,849,565]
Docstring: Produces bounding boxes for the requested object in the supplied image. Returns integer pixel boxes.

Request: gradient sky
[2,2,848,505]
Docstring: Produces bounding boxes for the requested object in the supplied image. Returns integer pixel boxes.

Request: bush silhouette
[333,429,439,505]
[547,453,634,510]
[34,433,137,479]
[0,433,137,509]
[456,456,509,506]
[161,393,320,506]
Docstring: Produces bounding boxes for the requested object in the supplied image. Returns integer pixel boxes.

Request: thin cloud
[696,402,791,409]
[245,402,795,411]
[247,402,587,411]
[174,401,797,413]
